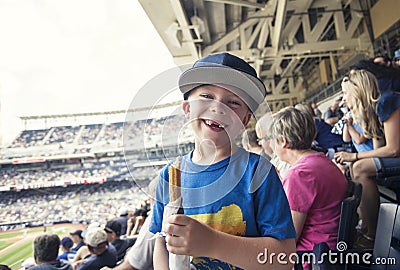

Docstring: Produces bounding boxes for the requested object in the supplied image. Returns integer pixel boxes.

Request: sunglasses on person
[342,76,357,87]
[257,135,272,142]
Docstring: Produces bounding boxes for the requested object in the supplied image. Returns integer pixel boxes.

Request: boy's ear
[182,100,190,118]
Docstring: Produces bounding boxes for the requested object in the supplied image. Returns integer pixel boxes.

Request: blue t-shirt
[150,148,296,269]
[377,91,400,122]
[57,250,76,261]
[315,119,344,148]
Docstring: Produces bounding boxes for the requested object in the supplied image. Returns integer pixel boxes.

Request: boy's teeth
[205,119,224,128]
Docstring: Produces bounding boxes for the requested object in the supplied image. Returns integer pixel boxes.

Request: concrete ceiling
[139,0,375,112]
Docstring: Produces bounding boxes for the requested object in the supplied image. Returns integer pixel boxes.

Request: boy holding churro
[150,53,296,269]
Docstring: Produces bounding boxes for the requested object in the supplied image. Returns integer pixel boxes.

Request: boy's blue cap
[393,49,400,61]
[179,52,267,113]
[61,237,73,249]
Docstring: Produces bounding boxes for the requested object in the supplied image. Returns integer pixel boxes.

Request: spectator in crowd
[70,230,85,252]
[31,234,72,270]
[151,52,296,269]
[127,209,146,237]
[322,97,344,126]
[310,102,322,119]
[255,112,291,178]
[103,177,158,270]
[295,104,345,159]
[0,265,11,270]
[270,107,347,264]
[104,220,136,262]
[114,208,129,236]
[350,59,400,93]
[334,69,400,248]
[57,237,76,261]
[76,227,117,270]
[393,49,400,67]
[373,54,392,67]
[241,128,262,155]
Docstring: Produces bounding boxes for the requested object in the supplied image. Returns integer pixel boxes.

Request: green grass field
[0,224,84,269]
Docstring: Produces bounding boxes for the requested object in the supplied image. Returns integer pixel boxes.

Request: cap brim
[179,66,266,113]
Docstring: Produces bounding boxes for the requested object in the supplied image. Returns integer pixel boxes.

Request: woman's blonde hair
[341,69,383,139]
[270,106,316,150]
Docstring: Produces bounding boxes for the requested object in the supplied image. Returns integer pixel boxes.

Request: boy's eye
[200,94,213,99]
[229,100,241,106]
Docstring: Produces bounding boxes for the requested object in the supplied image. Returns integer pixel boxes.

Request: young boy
[150,52,296,269]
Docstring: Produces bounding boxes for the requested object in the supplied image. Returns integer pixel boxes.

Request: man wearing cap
[114,208,129,236]
[76,227,117,270]
[57,237,76,261]
[69,230,85,252]
[31,234,72,270]
[105,219,136,262]
[150,52,296,269]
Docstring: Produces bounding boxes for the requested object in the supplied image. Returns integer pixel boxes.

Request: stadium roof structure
[19,100,182,121]
[139,0,399,111]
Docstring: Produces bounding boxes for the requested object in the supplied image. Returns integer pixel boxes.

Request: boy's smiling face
[182,85,252,150]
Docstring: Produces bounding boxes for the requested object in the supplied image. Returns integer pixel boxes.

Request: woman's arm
[358,108,400,159]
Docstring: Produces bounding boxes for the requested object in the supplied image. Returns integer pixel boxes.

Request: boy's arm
[153,237,169,270]
[165,214,296,270]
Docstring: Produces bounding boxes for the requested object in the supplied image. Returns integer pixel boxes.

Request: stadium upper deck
[0,113,194,161]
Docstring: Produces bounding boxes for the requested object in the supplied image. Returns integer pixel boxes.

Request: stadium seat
[370,203,400,270]
[338,181,363,248]
[376,175,400,204]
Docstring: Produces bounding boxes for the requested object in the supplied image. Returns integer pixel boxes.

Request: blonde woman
[334,69,400,248]
[271,107,347,258]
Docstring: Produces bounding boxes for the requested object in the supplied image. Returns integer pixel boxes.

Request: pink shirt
[283,152,347,251]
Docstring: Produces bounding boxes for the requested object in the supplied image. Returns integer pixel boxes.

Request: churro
[168,157,181,202]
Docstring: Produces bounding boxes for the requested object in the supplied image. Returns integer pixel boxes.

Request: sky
[0,0,178,146]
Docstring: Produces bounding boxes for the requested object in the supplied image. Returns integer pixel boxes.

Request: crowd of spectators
[10,129,49,148]
[0,161,128,187]
[0,180,150,230]
[3,114,191,159]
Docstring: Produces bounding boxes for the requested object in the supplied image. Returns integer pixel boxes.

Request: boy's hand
[164,214,216,257]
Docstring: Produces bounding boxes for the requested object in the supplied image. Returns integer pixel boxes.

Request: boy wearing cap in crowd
[70,230,85,252]
[105,220,136,262]
[76,227,117,270]
[57,237,76,261]
[150,52,296,269]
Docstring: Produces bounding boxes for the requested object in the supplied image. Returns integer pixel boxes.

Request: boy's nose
[210,101,226,115]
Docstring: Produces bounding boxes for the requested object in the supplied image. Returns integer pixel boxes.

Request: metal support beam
[204,0,266,9]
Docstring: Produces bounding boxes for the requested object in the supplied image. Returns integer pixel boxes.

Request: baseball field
[0,224,85,269]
